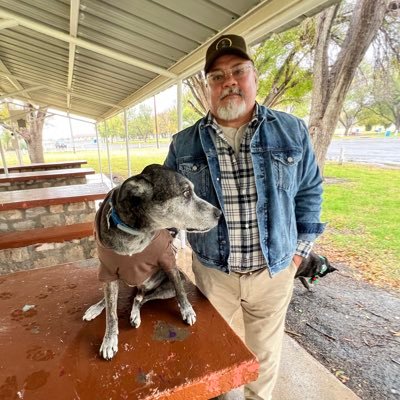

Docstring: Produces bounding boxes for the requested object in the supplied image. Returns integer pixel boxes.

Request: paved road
[327,137,400,166]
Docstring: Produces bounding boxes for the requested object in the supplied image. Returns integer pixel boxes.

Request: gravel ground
[286,262,400,400]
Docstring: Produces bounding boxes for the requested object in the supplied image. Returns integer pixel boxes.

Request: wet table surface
[0,260,258,400]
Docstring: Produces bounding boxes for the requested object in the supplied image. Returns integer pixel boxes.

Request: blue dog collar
[107,198,141,236]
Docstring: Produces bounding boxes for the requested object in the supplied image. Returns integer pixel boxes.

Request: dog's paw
[100,335,118,360]
[82,302,105,321]
[130,309,141,328]
[180,304,196,325]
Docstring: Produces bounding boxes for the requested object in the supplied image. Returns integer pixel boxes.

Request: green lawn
[321,163,400,287]
[3,149,399,287]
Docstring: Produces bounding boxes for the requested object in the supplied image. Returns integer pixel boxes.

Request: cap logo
[216,38,232,50]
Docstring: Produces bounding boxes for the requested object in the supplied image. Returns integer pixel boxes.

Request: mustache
[220,87,243,100]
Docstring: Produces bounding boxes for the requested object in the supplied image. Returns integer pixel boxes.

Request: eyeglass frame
[205,63,255,86]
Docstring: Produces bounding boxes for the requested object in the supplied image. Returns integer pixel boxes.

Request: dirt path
[286,262,400,400]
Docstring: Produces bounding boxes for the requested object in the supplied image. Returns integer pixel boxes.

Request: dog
[295,251,337,290]
[83,164,221,360]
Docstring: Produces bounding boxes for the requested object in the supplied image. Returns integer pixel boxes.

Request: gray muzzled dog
[83,164,221,360]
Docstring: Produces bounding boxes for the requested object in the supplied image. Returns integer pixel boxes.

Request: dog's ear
[119,176,153,201]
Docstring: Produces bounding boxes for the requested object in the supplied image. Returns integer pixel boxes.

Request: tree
[309,0,389,171]
[339,65,373,135]
[0,102,47,163]
[127,104,154,141]
[254,20,314,109]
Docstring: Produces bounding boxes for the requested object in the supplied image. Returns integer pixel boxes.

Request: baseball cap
[204,34,252,74]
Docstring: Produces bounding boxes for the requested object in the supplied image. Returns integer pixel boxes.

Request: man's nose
[222,71,238,86]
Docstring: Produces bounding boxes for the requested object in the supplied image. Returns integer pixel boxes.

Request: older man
[164,34,325,400]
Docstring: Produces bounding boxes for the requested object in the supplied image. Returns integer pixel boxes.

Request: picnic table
[0,260,259,399]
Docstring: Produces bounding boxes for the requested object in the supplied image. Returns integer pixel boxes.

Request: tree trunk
[25,106,46,163]
[309,0,388,173]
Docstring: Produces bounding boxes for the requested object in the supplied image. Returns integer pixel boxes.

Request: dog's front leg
[299,277,311,291]
[167,269,196,325]
[100,280,119,360]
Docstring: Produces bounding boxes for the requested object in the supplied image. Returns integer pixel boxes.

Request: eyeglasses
[206,64,254,86]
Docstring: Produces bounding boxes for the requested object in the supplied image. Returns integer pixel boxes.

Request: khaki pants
[192,256,296,400]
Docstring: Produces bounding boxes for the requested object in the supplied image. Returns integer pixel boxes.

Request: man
[164,34,325,400]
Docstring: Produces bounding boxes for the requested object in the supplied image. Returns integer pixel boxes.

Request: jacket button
[287,156,293,163]
[192,165,198,171]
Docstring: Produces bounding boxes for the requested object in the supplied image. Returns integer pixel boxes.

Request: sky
[43,85,178,140]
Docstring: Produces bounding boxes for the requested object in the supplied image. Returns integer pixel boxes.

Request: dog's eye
[183,189,191,199]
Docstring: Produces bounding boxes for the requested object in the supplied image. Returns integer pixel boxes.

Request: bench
[0,159,87,174]
[0,181,110,213]
[0,181,110,273]
[0,167,95,191]
[0,261,259,399]
[0,222,93,249]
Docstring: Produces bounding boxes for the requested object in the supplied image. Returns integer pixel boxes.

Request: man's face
[206,54,257,124]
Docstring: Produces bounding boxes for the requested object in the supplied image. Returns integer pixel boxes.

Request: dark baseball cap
[204,34,252,74]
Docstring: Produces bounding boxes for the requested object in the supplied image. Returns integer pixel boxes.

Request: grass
[3,148,399,287]
[320,163,400,287]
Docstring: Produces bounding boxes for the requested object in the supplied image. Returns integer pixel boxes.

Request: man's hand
[292,254,303,268]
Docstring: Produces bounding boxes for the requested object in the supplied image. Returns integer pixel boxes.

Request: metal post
[67,112,76,153]
[153,95,159,149]
[0,130,9,176]
[104,120,113,186]
[124,108,131,177]
[94,122,103,183]
[177,80,183,131]
[177,80,186,248]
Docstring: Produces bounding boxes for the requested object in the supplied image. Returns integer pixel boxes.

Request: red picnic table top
[0,260,258,400]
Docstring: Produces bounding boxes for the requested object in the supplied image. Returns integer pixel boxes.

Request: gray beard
[216,98,247,121]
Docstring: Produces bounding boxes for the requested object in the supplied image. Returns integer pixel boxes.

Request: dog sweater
[94,200,177,286]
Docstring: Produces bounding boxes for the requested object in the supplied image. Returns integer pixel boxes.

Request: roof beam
[0,19,18,30]
[67,0,80,109]
[0,8,177,79]
[99,0,339,120]
[0,71,122,109]
[0,85,46,101]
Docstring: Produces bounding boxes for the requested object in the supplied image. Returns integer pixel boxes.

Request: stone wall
[0,237,99,275]
[0,201,96,233]
[0,177,86,192]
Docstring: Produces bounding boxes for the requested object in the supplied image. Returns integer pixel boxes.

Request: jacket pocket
[271,149,302,191]
[178,158,210,198]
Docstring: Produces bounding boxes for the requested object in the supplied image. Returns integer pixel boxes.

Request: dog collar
[107,199,141,236]
[309,256,328,284]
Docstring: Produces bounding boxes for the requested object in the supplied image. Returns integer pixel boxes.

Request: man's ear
[119,177,153,201]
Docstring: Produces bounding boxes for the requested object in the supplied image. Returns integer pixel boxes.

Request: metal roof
[0,0,338,121]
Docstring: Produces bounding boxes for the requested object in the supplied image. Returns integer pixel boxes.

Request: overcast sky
[43,85,177,140]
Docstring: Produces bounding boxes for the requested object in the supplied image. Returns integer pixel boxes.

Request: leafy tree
[254,19,314,108]
[127,104,154,141]
[158,107,178,137]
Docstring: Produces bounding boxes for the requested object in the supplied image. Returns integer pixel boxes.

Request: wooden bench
[0,181,110,212]
[0,160,87,174]
[0,181,110,272]
[0,261,258,399]
[0,167,96,191]
[0,222,93,249]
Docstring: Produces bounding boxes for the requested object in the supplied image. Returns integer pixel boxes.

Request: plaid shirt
[205,105,313,273]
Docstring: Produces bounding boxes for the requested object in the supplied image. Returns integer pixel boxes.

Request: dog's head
[115,164,221,233]
[295,252,337,279]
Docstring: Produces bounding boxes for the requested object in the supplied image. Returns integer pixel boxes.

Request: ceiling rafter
[67,0,80,109]
[0,8,177,79]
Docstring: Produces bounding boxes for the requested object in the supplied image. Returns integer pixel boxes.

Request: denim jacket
[164,105,325,276]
